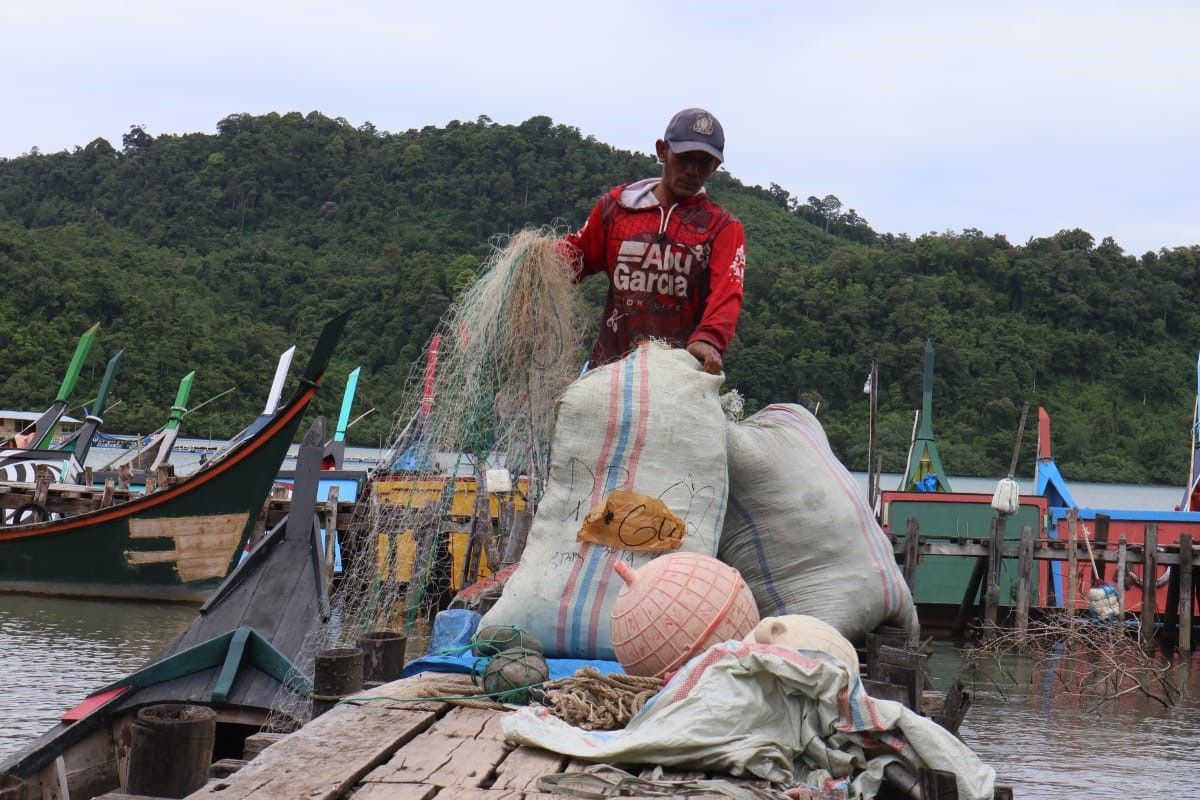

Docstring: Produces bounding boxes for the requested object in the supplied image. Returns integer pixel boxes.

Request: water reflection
[930,643,1200,799]
[0,595,194,759]
[1,595,1196,799]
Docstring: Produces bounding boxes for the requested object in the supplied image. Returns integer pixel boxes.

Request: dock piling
[903,516,921,590]
[1140,524,1158,653]
[1015,524,1034,636]
[1067,509,1078,630]
[983,515,1005,632]
[1180,532,1193,655]
[1116,535,1128,614]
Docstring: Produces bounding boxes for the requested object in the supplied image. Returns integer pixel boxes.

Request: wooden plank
[433,791,559,800]
[1140,524,1158,652]
[490,746,567,791]
[352,784,439,800]
[189,703,441,800]
[893,540,1199,565]
[242,731,288,760]
[364,706,509,786]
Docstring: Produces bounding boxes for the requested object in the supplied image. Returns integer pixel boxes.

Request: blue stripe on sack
[846,677,870,729]
[569,350,639,654]
[728,495,786,612]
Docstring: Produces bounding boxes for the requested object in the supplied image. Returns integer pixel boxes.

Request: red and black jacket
[564,178,746,367]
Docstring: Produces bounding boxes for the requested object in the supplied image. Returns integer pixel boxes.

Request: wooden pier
[892,518,1200,652]
[172,669,1009,800]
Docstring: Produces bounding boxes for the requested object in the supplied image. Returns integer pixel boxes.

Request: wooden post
[1116,534,1128,614]
[100,478,116,509]
[156,464,172,489]
[83,466,94,487]
[951,557,987,640]
[917,768,959,800]
[1140,523,1158,652]
[501,510,532,565]
[32,466,52,512]
[1180,532,1193,655]
[1067,508,1078,628]
[324,486,340,585]
[118,462,132,490]
[903,516,921,590]
[984,515,1005,631]
[1016,524,1034,636]
[1164,543,1181,653]
[1094,513,1111,582]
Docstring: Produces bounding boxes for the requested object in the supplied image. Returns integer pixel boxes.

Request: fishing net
[266,228,586,728]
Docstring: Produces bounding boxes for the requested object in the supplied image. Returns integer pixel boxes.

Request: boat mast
[58,349,124,465]
[1184,352,1200,512]
[901,339,951,492]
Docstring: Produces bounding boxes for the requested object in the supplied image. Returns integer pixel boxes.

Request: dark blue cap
[664,108,725,163]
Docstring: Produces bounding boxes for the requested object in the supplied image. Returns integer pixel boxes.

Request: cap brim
[666,139,724,163]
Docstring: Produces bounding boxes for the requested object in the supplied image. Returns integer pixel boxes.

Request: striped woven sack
[480,343,728,660]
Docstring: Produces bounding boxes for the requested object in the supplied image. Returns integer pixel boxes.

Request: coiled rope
[537,667,663,730]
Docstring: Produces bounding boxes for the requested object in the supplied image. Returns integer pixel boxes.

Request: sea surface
[1,473,1196,797]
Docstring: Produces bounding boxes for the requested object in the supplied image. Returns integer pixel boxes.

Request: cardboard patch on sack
[577,489,685,552]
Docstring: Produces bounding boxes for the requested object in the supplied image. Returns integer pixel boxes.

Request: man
[563,108,747,374]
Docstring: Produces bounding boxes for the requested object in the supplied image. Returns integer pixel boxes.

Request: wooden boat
[0,323,99,452]
[0,417,334,799]
[0,312,349,602]
[879,342,1046,624]
[1183,352,1200,513]
[1035,405,1200,616]
[881,342,1200,629]
[0,348,124,520]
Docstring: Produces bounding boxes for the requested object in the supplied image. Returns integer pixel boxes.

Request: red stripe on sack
[556,360,627,652]
[585,346,653,654]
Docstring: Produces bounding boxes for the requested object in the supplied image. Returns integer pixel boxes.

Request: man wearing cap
[563,108,746,374]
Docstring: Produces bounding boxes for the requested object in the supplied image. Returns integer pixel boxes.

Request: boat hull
[881,490,1047,611]
[0,383,313,602]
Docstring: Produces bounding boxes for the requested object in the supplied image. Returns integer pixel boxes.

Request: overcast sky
[5,2,1198,256]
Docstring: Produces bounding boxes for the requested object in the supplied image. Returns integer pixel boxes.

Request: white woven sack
[719,404,917,641]
[480,343,729,660]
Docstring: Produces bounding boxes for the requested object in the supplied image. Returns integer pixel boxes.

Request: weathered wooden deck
[189,673,657,800]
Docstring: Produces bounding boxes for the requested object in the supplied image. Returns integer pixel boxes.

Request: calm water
[1,473,1196,797]
[933,645,1200,798]
[0,596,194,760]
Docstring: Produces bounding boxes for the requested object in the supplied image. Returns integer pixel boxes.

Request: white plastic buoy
[991,476,1020,515]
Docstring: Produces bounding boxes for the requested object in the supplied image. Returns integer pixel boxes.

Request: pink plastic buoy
[610,553,759,677]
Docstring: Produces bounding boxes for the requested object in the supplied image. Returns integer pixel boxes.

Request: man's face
[655,139,720,203]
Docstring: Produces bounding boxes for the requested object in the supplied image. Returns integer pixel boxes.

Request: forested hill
[1,112,1198,484]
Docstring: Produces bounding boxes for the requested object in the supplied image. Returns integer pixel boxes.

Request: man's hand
[686,341,724,374]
